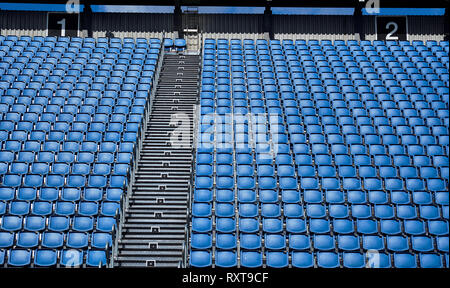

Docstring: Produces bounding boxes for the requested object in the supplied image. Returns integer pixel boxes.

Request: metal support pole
[263,1,273,40]
[354,0,365,41]
[80,3,93,37]
[174,0,183,38]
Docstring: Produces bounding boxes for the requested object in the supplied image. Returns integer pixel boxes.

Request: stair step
[116,53,199,268]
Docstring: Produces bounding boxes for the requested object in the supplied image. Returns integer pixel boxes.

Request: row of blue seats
[0,187,122,202]
[202,50,448,66]
[202,46,448,62]
[0,131,138,144]
[0,35,161,43]
[0,150,131,163]
[198,116,448,134]
[196,108,449,128]
[202,50,448,67]
[196,165,449,184]
[197,188,448,206]
[0,215,116,232]
[190,250,448,268]
[0,140,134,152]
[203,46,448,62]
[0,200,120,217]
[0,121,140,134]
[0,248,107,267]
[203,40,448,57]
[0,161,129,175]
[195,175,448,193]
[191,233,449,252]
[163,38,186,51]
[0,230,111,250]
[191,217,448,235]
[0,174,126,188]
[192,200,449,220]
[191,199,449,219]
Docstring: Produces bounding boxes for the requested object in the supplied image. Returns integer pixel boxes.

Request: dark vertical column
[263,1,273,39]
[354,1,365,41]
[174,0,183,38]
[445,7,449,41]
[81,3,93,37]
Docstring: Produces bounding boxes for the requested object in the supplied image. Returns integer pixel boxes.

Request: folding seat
[5,140,22,153]
[7,249,31,267]
[399,166,417,179]
[67,232,89,249]
[237,177,255,189]
[73,216,95,232]
[282,204,303,219]
[387,236,409,252]
[59,188,80,203]
[419,254,443,268]
[427,178,445,192]
[52,163,70,175]
[362,235,385,251]
[10,162,29,175]
[261,203,281,218]
[263,218,283,233]
[374,205,395,219]
[342,252,365,268]
[238,232,262,251]
[292,252,314,268]
[384,178,403,192]
[39,232,64,250]
[433,155,449,168]
[48,216,70,232]
[216,203,235,218]
[350,204,371,220]
[410,235,435,253]
[238,189,257,203]
[318,166,336,178]
[0,231,14,249]
[33,249,57,267]
[192,217,212,233]
[396,204,417,220]
[265,234,286,250]
[333,218,355,234]
[306,204,326,218]
[215,251,237,268]
[212,188,233,203]
[216,152,233,165]
[190,250,213,268]
[86,250,107,267]
[71,163,90,176]
[266,252,288,268]
[343,177,362,192]
[393,253,417,268]
[193,202,212,217]
[317,252,339,268]
[357,219,378,234]
[55,200,77,216]
[216,233,237,250]
[87,175,106,188]
[309,219,330,234]
[380,219,402,235]
[420,205,440,220]
[404,219,426,235]
[89,232,111,250]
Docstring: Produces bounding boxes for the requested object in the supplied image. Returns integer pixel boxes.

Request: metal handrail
[183,35,203,268]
